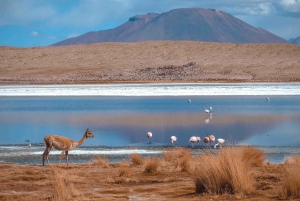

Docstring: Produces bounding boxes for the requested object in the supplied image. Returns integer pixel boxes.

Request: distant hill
[289,36,300,45]
[52,8,287,46]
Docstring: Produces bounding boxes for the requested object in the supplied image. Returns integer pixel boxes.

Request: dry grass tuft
[279,154,300,199]
[91,155,109,168]
[174,148,193,173]
[163,148,193,173]
[241,146,265,167]
[144,157,160,174]
[194,147,255,195]
[51,166,81,201]
[162,147,175,162]
[163,147,193,173]
[119,162,130,177]
[129,153,143,166]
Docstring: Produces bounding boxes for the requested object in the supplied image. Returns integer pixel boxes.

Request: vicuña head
[43,128,94,166]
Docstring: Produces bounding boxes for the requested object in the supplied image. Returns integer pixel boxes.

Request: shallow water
[0,83,299,164]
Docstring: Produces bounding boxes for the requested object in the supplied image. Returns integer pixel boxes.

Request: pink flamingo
[189,136,200,148]
[205,107,212,114]
[147,132,152,143]
[170,136,178,146]
[208,134,215,145]
[203,136,209,147]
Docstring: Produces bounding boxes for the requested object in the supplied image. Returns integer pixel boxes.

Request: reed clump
[279,154,300,199]
[194,147,255,195]
[129,153,143,166]
[241,146,265,167]
[144,157,160,174]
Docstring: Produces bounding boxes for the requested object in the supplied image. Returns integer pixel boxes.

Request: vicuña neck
[72,134,87,148]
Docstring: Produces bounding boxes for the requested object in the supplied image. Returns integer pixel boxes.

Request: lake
[0,83,299,164]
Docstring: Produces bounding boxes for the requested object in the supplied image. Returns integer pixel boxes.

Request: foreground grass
[279,155,300,199]
[0,147,299,201]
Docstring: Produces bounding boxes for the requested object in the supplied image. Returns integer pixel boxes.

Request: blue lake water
[0,83,299,164]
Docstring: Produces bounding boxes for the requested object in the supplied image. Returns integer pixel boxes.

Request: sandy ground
[0,156,287,201]
[0,41,300,85]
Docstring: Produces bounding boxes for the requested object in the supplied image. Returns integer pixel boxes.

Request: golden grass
[119,163,130,177]
[91,155,109,168]
[240,146,265,167]
[144,157,160,174]
[279,154,300,199]
[194,147,255,195]
[51,166,81,201]
[129,153,143,166]
[163,147,193,173]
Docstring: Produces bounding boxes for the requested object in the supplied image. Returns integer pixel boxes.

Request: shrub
[194,147,255,195]
[129,153,143,166]
[279,154,300,199]
[144,158,160,174]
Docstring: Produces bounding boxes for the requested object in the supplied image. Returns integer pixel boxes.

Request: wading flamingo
[42,128,94,166]
[214,138,225,149]
[205,107,212,114]
[170,136,178,146]
[189,136,200,148]
[203,136,209,147]
[147,132,152,143]
[208,134,215,145]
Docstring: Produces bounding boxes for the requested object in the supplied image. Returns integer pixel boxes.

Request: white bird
[28,143,31,148]
[266,97,270,101]
[214,138,225,149]
[170,136,178,146]
[205,107,213,114]
[188,99,191,103]
[147,132,152,143]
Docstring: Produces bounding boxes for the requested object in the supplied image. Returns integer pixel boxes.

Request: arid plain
[0,41,300,85]
[1,41,300,201]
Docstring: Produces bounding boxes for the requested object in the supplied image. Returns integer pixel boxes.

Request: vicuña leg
[59,151,65,163]
[42,146,51,166]
[65,151,69,166]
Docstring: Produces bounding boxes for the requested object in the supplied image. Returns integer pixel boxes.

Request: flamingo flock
[148,132,225,149]
[146,105,226,149]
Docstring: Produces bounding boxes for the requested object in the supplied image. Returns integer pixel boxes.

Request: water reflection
[0,96,300,147]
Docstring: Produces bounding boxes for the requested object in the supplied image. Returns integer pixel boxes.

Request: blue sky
[0,0,300,47]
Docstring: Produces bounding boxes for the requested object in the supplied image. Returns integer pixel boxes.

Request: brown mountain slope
[52,8,287,46]
[1,41,299,85]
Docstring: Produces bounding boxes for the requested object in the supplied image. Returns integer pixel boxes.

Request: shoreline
[1,83,300,96]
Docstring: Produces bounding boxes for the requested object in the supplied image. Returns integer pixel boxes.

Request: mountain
[289,36,300,45]
[52,8,287,46]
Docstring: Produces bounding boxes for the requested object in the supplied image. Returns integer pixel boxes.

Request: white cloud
[30,31,39,37]
[280,0,300,12]
[29,31,57,40]
[0,0,56,27]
